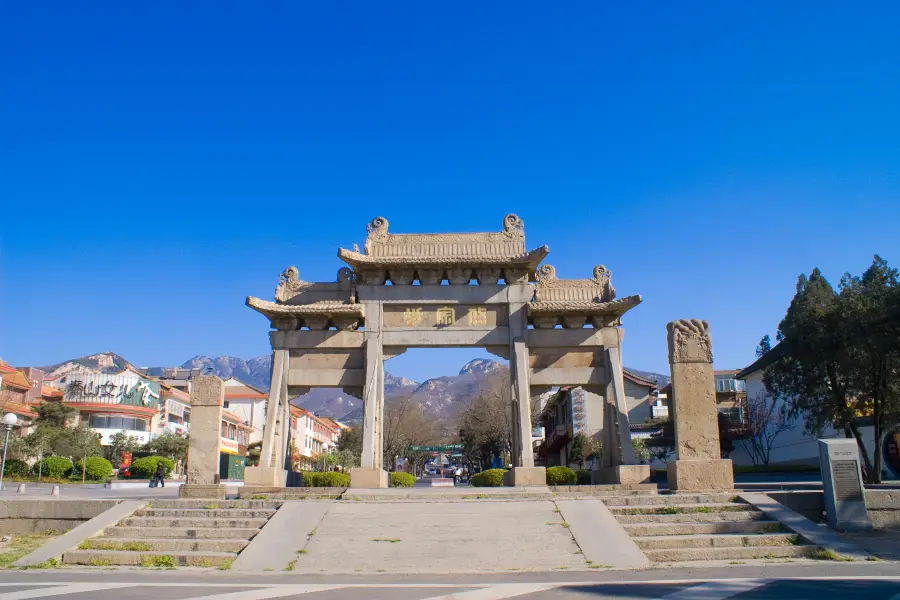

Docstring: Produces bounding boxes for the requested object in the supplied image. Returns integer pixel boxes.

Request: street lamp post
[0,413,19,496]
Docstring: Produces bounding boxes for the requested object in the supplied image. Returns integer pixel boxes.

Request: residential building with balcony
[219,410,252,480]
[222,378,267,444]
[158,385,191,436]
[0,361,36,432]
[289,406,341,468]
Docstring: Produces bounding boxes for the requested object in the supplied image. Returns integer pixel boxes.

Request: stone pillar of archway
[244,348,289,488]
[351,300,389,488]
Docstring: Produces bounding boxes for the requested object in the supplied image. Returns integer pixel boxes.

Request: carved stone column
[245,348,289,488]
[666,319,734,491]
[352,301,389,488]
[180,375,226,498]
[503,285,546,487]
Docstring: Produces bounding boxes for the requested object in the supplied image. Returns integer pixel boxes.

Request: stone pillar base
[667,459,734,491]
[503,466,547,487]
[179,484,227,499]
[591,465,651,485]
[350,467,389,489]
[243,466,288,488]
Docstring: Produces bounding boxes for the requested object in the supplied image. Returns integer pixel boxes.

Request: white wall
[730,370,840,467]
[224,398,265,444]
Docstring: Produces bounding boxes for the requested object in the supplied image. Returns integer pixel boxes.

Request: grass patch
[866,556,880,562]
[574,550,583,555]
[296,549,308,554]
[810,547,854,562]
[203,503,220,510]
[250,495,269,500]
[89,557,114,567]
[263,568,273,572]
[545,521,561,525]
[560,521,571,528]
[0,532,61,569]
[371,538,401,543]
[695,506,713,514]
[763,523,782,533]
[788,534,801,546]
[140,555,176,569]
[658,506,681,514]
[195,558,214,568]
[308,528,317,537]
[218,558,234,571]
[376,569,386,573]
[728,561,746,565]
[589,564,612,569]
[284,560,296,572]
[553,507,561,513]
[477,494,488,499]
[554,566,569,570]
[79,540,151,552]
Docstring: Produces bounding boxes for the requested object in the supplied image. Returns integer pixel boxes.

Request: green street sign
[408,444,463,452]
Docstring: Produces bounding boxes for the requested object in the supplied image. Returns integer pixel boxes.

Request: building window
[223,401,230,408]
[715,375,747,393]
[87,415,147,432]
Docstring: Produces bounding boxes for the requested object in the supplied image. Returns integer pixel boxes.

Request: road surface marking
[0,583,137,599]
[422,584,555,599]
[659,579,769,599]
[178,585,346,599]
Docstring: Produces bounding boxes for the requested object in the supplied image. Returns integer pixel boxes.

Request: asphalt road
[1,564,898,599]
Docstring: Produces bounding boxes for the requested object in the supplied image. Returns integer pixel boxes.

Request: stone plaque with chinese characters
[818,438,871,531]
[383,305,508,328]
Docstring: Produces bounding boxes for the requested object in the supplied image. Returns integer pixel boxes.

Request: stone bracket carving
[667,319,713,364]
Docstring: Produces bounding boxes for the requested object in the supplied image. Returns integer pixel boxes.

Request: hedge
[389,472,415,488]
[2,459,30,478]
[38,456,74,479]
[471,468,507,487]
[545,466,577,486]
[75,456,114,481]
[301,471,350,487]
[130,456,174,479]
[575,469,592,486]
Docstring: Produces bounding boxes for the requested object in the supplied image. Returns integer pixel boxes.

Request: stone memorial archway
[245,215,647,488]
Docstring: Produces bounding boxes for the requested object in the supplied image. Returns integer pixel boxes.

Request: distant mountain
[41,352,133,380]
[39,352,669,426]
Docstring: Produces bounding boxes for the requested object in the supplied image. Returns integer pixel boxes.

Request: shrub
[545,466,577,486]
[301,471,350,488]
[38,456,74,479]
[471,468,507,487]
[130,456,174,479]
[3,459,30,478]
[74,456,114,481]
[575,469,592,486]
[389,472,415,488]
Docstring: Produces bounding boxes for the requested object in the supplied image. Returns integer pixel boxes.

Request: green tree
[105,432,140,465]
[765,257,900,482]
[631,438,651,463]
[144,433,189,463]
[31,401,75,428]
[337,426,363,455]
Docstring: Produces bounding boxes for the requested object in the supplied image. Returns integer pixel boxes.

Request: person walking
[153,462,166,488]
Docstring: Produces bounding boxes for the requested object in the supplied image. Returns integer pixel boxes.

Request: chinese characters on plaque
[393,305,496,328]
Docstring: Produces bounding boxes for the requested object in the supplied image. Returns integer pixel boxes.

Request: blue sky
[2,2,899,383]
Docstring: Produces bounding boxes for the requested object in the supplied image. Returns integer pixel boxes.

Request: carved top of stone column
[337,214,549,273]
[667,319,713,364]
[247,266,363,329]
[190,374,225,407]
[528,264,640,324]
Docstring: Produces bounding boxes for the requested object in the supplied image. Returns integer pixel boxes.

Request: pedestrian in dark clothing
[153,463,166,488]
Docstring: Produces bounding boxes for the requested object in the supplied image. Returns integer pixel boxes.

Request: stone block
[350,467,389,489]
[667,459,734,492]
[185,375,225,486]
[503,466,547,487]
[243,466,287,488]
[591,465,651,485]
[179,484,227,499]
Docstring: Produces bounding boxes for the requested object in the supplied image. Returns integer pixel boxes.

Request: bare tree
[382,396,441,471]
[736,391,796,466]
[457,370,515,469]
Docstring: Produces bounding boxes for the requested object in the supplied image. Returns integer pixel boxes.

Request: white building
[289,406,342,467]
[222,378,267,444]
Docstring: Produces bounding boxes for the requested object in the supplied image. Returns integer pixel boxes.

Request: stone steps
[608,502,750,515]
[632,533,797,550]
[134,508,277,519]
[602,493,738,507]
[75,537,251,553]
[615,510,766,524]
[104,526,262,539]
[147,500,282,510]
[645,544,815,563]
[120,517,270,528]
[610,494,821,563]
[63,501,277,567]
[622,520,784,537]
[63,549,236,567]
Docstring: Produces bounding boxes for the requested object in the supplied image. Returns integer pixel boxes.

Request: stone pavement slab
[300,500,586,573]
[554,499,648,569]
[232,502,331,572]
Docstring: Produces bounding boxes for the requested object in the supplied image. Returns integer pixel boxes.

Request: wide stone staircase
[606,493,822,563]
[63,500,281,567]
